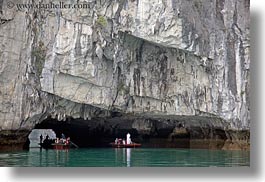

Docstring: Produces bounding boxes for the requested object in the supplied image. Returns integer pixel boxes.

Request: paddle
[70,141,79,148]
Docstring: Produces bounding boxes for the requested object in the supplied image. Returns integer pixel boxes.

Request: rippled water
[0,148,250,167]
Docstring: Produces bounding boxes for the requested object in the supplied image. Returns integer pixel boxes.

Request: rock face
[0,0,250,150]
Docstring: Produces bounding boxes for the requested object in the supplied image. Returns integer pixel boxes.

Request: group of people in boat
[114,133,132,145]
[40,132,136,149]
[39,134,51,144]
[55,133,71,145]
[40,133,70,145]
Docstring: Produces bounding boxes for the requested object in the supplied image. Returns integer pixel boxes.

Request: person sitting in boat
[66,137,70,145]
[61,133,66,144]
[122,139,126,145]
[45,134,49,141]
[115,138,118,144]
[126,133,132,144]
[43,134,50,145]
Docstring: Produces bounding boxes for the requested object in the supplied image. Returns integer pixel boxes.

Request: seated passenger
[66,137,69,145]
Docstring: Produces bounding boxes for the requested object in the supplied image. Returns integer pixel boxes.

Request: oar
[70,141,79,148]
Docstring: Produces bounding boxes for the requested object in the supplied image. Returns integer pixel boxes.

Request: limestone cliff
[0,0,250,150]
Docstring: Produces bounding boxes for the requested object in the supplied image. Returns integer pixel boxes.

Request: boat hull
[39,140,71,150]
[110,143,141,148]
[39,142,53,149]
[52,144,70,150]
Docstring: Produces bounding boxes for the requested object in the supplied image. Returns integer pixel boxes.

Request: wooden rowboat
[109,142,141,148]
[52,143,70,150]
[39,139,72,150]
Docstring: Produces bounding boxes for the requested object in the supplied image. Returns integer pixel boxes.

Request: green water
[0,148,250,167]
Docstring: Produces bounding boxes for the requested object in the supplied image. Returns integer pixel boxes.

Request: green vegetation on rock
[96,15,108,27]
[32,41,46,77]
[117,82,130,95]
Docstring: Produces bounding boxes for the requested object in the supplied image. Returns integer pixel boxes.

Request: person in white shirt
[126,133,132,144]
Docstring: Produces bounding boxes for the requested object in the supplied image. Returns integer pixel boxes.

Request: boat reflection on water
[37,148,69,167]
[55,149,69,165]
[126,148,131,167]
[115,148,132,167]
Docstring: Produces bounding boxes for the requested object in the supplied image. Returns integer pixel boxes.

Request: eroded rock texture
[0,0,250,150]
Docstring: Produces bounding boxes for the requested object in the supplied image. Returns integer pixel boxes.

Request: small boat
[52,143,70,150]
[110,142,142,148]
[39,139,77,150]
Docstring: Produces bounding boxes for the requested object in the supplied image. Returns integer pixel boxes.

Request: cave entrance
[27,114,229,150]
[29,115,193,149]
[33,117,117,148]
[24,113,241,150]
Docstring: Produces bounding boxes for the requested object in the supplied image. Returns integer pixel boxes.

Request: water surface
[0,148,250,167]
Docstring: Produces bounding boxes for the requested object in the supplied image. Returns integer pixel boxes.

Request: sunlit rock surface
[0,0,250,150]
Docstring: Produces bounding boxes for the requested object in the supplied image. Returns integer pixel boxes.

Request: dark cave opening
[22,114,242,150]
[30,115,193,149]
[23,113,244,150]
[33,116,146,148]
[34,117,117,148]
